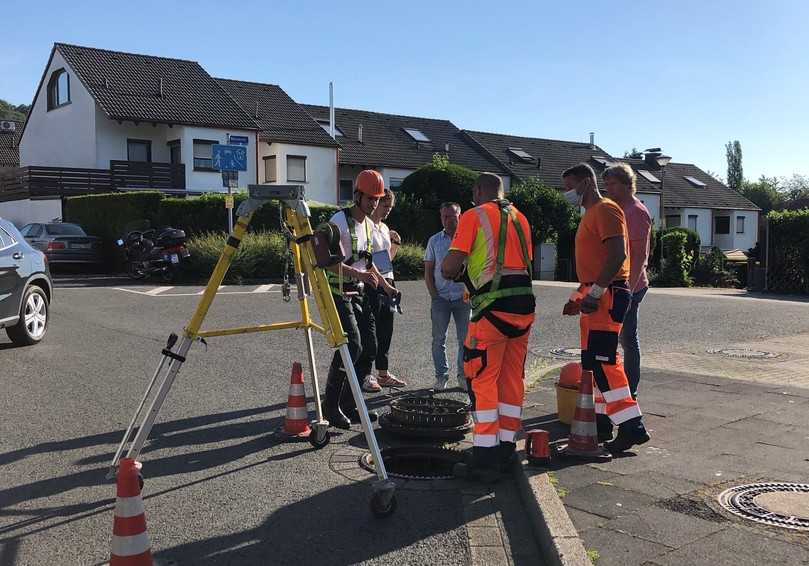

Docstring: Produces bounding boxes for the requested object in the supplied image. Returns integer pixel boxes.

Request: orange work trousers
[578,282,642,425]
[464,310,535,468]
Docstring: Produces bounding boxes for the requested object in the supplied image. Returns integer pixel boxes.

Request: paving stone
[563,483,657,520]
[579,526,671,566]
[566,507,609,532]
[552,464,621,490]
[606,472,701,499]
[652,526,808,566]
[603,504,727,548]
[470,545,509,566]
[468,525,504,547]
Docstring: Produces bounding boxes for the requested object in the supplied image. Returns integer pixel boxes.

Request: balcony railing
[0,161,186,201]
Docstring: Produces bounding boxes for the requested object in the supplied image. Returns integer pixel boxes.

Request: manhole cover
[718,482,809,531]
[360,446,464,480]
[550,347,581,359]
[706,348,780,359]
[380,395,472,440]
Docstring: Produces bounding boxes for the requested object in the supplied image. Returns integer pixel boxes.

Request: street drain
[360,446,464,480]
[718,482,809,531]
[706,347,780,359]
[550,347,581,359]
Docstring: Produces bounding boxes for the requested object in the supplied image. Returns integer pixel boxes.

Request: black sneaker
[596,414,614,443]
[605,429,650,453]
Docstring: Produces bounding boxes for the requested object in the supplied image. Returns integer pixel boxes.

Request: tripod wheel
[370,489,397,518]
[308,422,330,449]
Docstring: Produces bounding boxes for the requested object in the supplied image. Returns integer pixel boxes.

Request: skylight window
[507,147,534,161]
[403,128,430,142]
[316,119,344,136]
[591,156,611,166]
[637,169,661,183]
[684,176,706,187]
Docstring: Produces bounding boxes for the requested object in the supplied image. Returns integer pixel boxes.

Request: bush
[386,192,442,245]
[399,157,477,211]
[393,243,425,280]
[692,247,739,287]
[767,208,809,293]
[508,179,579,245]
[666,227,700,270]
[183,231,287,283]
[656,230,693,287]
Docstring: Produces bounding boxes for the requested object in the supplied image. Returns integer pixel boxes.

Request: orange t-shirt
[575,199,630,284]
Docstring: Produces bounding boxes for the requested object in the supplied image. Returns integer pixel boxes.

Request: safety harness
[327,207,372,295]
[468,199,534,322]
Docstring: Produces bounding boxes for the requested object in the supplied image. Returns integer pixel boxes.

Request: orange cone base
[280,421,312,439]
[109,550,153,566]
[557,442,612,462]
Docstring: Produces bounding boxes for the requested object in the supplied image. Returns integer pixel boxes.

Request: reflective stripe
[289,384,305,396]
[498,402,522,419]
[115,496,145,519]
[473,408,498,423]
[609,404,642,424]
[286,407,308,419]
[111,533,151,557]
[602,386,632,403]
[474,207,497,283]
[473,433,499,447]
[595,403,607,413]
[577,395,594,409]
[595,355,610,362]
[499,429,517,442]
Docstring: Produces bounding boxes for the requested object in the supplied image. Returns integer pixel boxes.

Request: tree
[781,174,809,209]
[725,140,743,190]
[623,147,643,159]
[507,178,579,244]
[0,99,30,121]
[739,176,784,214]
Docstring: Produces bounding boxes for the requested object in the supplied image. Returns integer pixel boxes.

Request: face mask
[563,189,582,207]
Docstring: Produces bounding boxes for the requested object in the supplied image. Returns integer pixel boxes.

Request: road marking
[253,284,275,293]
[112,287,151,295]
[146,286,173,296]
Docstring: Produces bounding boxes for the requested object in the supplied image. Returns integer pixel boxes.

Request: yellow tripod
[107,184,396,517]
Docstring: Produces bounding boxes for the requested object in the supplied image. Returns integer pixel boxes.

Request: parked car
[0,218,53,345]
[20,221,103,265]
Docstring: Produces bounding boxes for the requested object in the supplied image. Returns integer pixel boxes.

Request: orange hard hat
[558,362,582,389]
[355,170,385,198]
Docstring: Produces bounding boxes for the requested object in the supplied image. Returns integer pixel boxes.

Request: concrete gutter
[511,441,591,566]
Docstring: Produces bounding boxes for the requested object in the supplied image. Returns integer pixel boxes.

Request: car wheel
[6,286,49,346]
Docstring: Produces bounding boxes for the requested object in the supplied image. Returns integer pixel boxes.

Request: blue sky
[2,0,806,181]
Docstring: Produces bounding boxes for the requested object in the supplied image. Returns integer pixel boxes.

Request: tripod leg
[124,336,194,462]
[304,327,325,423]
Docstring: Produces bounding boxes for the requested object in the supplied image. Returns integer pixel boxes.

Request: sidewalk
[522,368,809,566]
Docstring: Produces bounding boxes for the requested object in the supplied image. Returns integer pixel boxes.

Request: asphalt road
[2,279,809,565]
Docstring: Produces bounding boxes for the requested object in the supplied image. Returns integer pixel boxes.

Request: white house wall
[178,127,257,192]
[636,193,661,227]
[0,198,62,227]
[732,210,758,251]
[259,142,337,204]
[19,49,96,168]
[95,108,173,168]
[681,208,713,248]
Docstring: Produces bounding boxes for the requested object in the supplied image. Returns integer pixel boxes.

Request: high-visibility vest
[468,199,533,319]
[327,207,372,295]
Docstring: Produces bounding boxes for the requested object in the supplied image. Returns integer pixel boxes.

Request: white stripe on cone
[570,420,595,437]
[111,532,151,557]
[286,407,308,420]
[577,395,594,409]
[114,496,145,518]
[289,384,305,396]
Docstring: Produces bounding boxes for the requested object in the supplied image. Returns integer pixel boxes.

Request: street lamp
[644,149,672,271]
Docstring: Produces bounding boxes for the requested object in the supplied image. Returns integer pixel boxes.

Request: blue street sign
[212,144,247,172]
[228,135,249,146]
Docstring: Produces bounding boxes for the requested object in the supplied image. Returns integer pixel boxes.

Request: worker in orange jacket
[442,172,536,482]
[561,163,650,453]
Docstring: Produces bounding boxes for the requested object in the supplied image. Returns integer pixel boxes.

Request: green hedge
[656,231,693,287]
[767,208,809,293]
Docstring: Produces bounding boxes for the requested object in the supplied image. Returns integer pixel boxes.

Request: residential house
[301,105,509,202]
[216,79,340,204]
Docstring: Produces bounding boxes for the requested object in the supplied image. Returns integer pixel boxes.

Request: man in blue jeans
[424,202,470,390]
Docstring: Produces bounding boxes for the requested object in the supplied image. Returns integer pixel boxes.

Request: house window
[127,139,152,162]
[687,215,698,232]
[665,215,681,228]
[736,216,745,234]
[389,177,404,190]
[193,139,217,170]
[287,155,306,182]
[715,216,730,235]
[403,128,430,142]
[264,156,277,182]
[168,140,181,164]
[47,69,70,110]
[339,179,354,202]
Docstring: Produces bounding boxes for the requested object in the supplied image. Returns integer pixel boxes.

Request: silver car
[20,222,103,265]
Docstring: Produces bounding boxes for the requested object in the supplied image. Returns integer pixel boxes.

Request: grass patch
[587,549,600,564]
[547,472,568,498]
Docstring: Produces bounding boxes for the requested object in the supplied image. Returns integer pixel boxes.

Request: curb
[511,441,591,566]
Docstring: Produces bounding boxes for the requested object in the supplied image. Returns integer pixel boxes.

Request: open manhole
[379,395,472,440]
[360,446,464,480]
[706,348,780,359]
[550,347,581,359]
[718,482,809,531]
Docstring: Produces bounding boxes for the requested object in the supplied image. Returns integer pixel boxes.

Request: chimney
[589,132,595,149]
[358,124,363,143]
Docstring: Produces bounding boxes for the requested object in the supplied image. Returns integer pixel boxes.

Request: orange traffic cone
[559,370,612,462]
[110,458,153,566]
[281,362,311,438]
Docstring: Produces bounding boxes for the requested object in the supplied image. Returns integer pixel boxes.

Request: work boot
[605,417,650,454]
[597,414,614,443]
[324,379,351,430]
[339,379,378,424]
[498,441,518,473]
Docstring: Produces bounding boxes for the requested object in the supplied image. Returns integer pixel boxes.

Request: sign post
[213,143,248,234]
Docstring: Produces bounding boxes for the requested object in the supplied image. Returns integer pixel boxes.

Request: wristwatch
[588,284,605,299]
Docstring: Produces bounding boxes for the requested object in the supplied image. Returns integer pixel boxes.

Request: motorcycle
[117,223,190,281]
